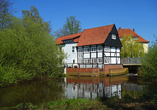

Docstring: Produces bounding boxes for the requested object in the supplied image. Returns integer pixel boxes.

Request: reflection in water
[0,79,65,107]
[0,76,146,108]
[64,76,145,100]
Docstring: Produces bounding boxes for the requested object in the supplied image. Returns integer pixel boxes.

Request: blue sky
[12,0,157,44]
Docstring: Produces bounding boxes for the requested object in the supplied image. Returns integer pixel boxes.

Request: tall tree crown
[54,16,82,37]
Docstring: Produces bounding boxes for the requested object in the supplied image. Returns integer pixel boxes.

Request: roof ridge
[84,24,114,30]
[57,32,82,38]
[118,28,132,30]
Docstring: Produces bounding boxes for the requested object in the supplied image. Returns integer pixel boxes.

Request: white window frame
[104,46,110,52]
[104,57,110,64]
[91,46,96,52]
[91,59,97,63]
[97,46,102,52]
[84,59,90,63]
[78,47,82,52]
[97,59,102,63]
[112,34,116,40]
[84,46,90,53]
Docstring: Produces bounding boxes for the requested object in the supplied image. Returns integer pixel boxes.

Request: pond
[0,75,146,108]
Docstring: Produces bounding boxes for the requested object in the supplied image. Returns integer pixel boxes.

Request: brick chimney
[119,27,121,30]
[133,28,135,32]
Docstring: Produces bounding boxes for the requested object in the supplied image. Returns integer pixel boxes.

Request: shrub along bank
[0,6,66,87]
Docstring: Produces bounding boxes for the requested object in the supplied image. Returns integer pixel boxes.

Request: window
[111,47,116,52]
[97,59,102,63]
[78,59,83,63]
[78,48,82,52]
[104,57,110,64]
[72,46,75,52]
[91,59,97,63]
[73,59,75,64]
[63,39,73,43]
[97,46,102,51]
[112,34,116,40]
[133,37,138,40]
[84,47,90,52]
[84,59,90,63]
[78,53,83,58]
[104,46,110,52]
[91,46,96,52]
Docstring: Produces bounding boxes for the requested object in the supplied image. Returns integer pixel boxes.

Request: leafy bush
[0,6,66,87]
[141,41,157,81]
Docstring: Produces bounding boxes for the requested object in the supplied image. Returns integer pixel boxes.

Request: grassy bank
[1,94,157,110]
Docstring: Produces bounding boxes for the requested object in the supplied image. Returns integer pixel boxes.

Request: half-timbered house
[56,24,123,74]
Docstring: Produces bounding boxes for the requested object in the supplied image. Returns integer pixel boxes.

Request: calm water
[0,76,146,107]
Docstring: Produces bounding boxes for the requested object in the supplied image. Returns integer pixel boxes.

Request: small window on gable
[72,46,75,52]
[112,34,116,40]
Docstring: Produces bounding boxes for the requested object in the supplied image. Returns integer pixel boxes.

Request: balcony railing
[120,58,143,65]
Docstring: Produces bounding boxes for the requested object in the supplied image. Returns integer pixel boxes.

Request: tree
[22,6,52,33]
[54,16,82,37]
[120,35,144,58]
[0,6,66,87]
[141,41,157,81]
[0,0,14,30]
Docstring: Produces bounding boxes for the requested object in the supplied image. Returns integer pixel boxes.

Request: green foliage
[120,35,144,58]
[123,93,133,102]
[0,6,66,87]
[14,102,37,109]
[54,16,82,37]
[22,6,52,33]
[41,98,107,110]
[141,41,157,81]
[0,0,13,30]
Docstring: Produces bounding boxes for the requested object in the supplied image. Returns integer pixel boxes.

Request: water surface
[0,75,145,107]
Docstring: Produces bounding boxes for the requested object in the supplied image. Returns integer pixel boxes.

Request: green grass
[1,98,108,110]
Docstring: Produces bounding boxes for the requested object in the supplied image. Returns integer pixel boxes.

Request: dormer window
[112,34,116,40]
[63,39,73,43]
[133,37,138,40]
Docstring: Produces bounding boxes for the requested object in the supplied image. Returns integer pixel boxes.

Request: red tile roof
[55,33,82,44]
[77,24,114,46]
[118,28,149,43]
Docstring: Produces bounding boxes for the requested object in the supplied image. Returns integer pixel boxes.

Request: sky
[11,0,157,45]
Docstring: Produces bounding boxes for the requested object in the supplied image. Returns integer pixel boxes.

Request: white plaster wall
[98,52,102,57]
[84,53,90,58]
[91,53,96,58]
[62,43,78,63]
